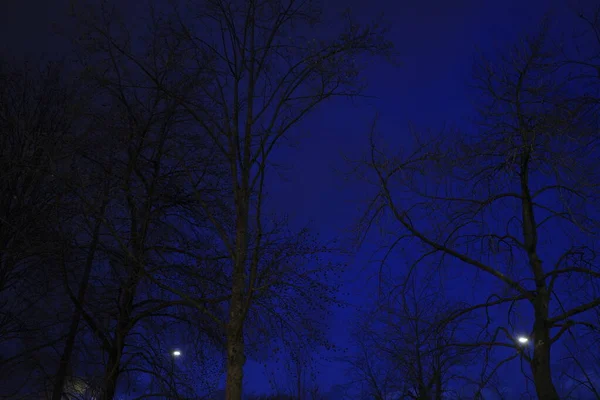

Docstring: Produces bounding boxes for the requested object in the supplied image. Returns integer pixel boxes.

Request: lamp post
[170,349,181,396]
[171,349,181,371]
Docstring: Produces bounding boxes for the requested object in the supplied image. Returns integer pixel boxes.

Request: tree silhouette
[357,20,600,399]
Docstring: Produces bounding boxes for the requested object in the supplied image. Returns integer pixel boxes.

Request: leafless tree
[539,7,600,399]
[68,1,392,398]
[0,59,84,399]
[44,6,233,398]
[161,2,391,397]
[344,269,475,400]
[355,19,600,400]
[262,346,322,400]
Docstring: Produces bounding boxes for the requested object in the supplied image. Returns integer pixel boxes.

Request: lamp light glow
[517,336,529,344]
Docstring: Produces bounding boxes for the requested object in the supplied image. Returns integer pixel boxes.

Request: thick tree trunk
[102,349,121,400]
[519,151,559,400]
[52,197,107,400]
[101,284,135,400]
[531,342,559,400]
[225,306,245,400]
[51,315,82,400]
[101,318,129,400]
[531,291,559,400]
[225,265,247,399]
[225,200,249,400]
[434,369,442,400]
[52,284,90,400]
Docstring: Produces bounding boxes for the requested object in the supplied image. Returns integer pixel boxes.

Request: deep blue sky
[2,0,597,397]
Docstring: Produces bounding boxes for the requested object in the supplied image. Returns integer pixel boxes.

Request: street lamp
[170,349,182,396]
[517,336,529,344]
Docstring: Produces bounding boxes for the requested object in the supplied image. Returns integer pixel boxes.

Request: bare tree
[45,6,233,397]
[68,1,392,398]
[356,20,600,400]
[0,59,83,399]
[0,59,75,328]
[50,129,114,399]
[345,270,474,400]
[159,2,391,397]
[261,345,322,400]
[2,0,390,397]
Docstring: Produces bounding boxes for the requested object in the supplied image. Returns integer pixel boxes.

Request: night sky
[2,0,598,398]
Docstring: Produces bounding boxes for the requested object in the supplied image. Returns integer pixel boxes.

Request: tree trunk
[225,309,245,400]
[225,200,249,400]
[52,283,90,400]
[519,150,559,400]
[530,291,559,400]
[51,308,85,400]
[101,284,135,400]
[102,348,121,400]
[434,369,442,400]
[225,262,247,400]
[102,316,129,400]
[52,196,108,400]
[531,343,559,400]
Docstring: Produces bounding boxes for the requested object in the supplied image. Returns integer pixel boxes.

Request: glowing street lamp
[517,336,529,344]
[172,350,182,357]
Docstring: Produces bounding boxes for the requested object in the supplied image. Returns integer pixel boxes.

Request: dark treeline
[1,1,599,399]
